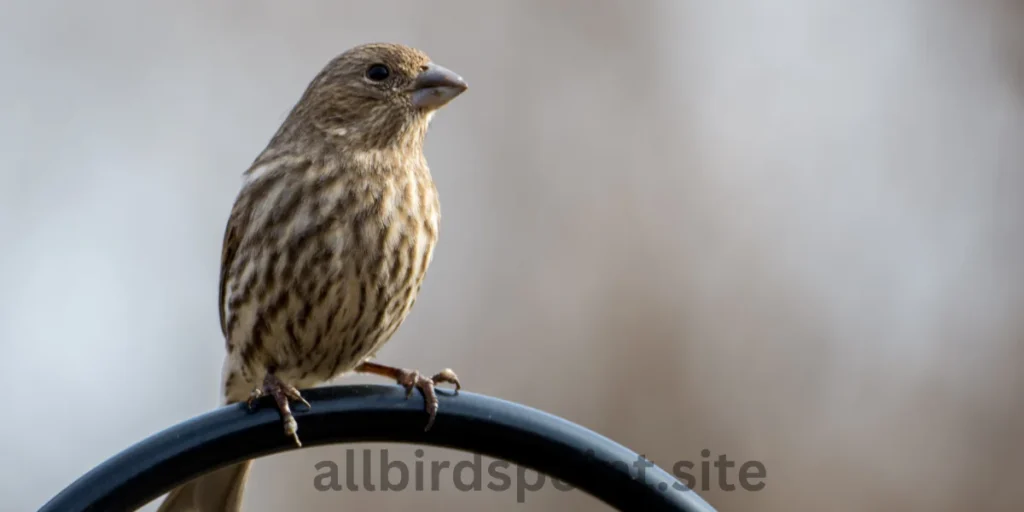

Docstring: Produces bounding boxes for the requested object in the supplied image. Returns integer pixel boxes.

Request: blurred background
[2,0,1023,510]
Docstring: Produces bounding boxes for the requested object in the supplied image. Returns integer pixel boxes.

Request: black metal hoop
[39,385,717,511]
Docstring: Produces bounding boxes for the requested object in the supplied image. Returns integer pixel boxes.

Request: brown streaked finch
[156,42,467,512]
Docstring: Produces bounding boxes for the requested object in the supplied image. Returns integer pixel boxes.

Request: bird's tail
[155,460,252,512]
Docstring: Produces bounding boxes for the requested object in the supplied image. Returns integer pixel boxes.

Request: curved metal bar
[39,385,717,511]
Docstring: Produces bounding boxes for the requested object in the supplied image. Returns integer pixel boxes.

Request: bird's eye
[366,64,390,82]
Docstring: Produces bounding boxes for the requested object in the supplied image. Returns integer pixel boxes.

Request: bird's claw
[246,373,309,447]
[396,367,461,431]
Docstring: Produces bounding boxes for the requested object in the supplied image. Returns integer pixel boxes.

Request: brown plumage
[156,42,467,512]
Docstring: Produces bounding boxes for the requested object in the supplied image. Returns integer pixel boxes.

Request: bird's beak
[411,62,467,110]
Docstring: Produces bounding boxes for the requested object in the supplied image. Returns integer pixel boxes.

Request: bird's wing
[218,155,314,340]
[218,194,249,338]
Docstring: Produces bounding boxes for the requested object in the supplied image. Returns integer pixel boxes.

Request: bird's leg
[355,361,461,431]
[246,372,310,447]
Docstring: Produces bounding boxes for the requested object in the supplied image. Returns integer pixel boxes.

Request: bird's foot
[247,373,310,447]
[355,361,461,431]
[396,367,461,431]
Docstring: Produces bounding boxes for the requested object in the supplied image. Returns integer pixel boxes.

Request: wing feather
[218,196,249,338]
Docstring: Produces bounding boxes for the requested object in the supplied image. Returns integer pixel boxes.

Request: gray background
[2,0,1023,510]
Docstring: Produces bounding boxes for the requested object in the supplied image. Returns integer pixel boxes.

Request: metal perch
[39,385,717,511]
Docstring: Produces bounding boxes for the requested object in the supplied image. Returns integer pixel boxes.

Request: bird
[155,42,467,512]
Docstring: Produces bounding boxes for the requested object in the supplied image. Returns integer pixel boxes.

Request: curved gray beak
[411,62,468,110]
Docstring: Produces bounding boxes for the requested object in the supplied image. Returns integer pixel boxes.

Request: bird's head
[286,43,468,150]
